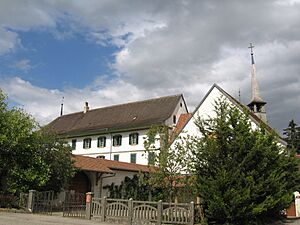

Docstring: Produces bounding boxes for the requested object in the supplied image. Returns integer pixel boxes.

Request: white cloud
[0,28,20,54]
[0,0,299,133]
[12,59,32,72]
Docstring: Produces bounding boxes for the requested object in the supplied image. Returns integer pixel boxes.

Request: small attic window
[173,115,176,124]
[180,103,183,107]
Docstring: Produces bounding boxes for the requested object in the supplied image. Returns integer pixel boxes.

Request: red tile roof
[98,158,152,172]
[73,155,151,173]
[173,113,192,136]
[73,155,113,173]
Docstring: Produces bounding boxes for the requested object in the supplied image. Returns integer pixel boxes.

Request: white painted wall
[294,191,300,217]
[68,129,150,165]
[165,97,188,128]
[101,170,138,197]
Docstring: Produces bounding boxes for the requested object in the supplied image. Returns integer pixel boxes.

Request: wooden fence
[88,195,194,225]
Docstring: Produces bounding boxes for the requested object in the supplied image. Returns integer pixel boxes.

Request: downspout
[100,173,116,198]
[109,132,113,160]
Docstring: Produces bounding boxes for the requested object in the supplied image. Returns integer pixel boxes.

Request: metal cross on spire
[248,43,255,65]
[248,43,255,54]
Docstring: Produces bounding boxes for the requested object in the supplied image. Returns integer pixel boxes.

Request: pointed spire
[247,43,267,123]
[248,43,264,103]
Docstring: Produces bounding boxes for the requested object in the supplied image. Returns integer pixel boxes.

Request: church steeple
[247,43,267,123]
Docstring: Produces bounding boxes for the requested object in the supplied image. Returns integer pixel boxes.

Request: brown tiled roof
[72,155,113,173]
[47,94,183,136]
[73,155,151,173]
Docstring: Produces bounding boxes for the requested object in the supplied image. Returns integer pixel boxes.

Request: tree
[144,125,189,202]
[283,120,300,154]
[0,89,75,193]
[187,99,300,225]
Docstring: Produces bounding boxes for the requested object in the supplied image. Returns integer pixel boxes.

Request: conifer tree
[188,99,300,225]
[284,120,300,154]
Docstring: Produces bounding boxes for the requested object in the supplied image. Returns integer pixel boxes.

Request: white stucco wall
[101,170,138,197]
[165,96,188,128]
[68,129,150,165]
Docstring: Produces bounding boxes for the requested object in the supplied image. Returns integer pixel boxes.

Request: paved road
[0,212,112,225]
[1,212,300,225]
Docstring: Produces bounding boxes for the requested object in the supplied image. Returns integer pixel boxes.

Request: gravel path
[0,212,112,225]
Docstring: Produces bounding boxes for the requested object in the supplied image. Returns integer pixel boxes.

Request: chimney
[84,102,89,113]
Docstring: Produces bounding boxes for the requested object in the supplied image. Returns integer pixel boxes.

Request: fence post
[86,192,94,220]
[27,190,36,213]
[157,200,162,225]
[128,198,133,225]
[190,201,195,225]
[101,196,107,222]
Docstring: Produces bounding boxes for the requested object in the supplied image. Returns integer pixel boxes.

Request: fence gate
[33,191,54,215]
[63,192,86,218]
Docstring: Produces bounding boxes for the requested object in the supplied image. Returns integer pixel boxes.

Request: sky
[0,0,299,134]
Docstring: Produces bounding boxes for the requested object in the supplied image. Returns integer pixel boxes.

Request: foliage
[284,119,300,154]
[104,174,152,200]
[0,89,75,194]
[144,125,189,202]
[187,99,300,225]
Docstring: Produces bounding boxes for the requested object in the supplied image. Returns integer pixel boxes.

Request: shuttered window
[83,138,91,149]
[97,136,106,148]
[71,139,76,150]
[129,133,139,145]
[130,153,137,163]
[113,135,122,146]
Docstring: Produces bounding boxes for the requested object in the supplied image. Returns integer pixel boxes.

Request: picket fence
[87,195,194,225]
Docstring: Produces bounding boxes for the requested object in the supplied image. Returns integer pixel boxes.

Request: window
[113,135,122,146]
[83,138,91,149]
[129,133,139,145]
[173,115,176,124]
[97,155,105,159]
[130,153,137,164]
[114,154,119,161]
[71,139,76,150]
[148,152,155,165]
[180,103,183,107]
[97,136,106,148]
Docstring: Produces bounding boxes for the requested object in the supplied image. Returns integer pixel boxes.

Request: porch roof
[73,155,114,173]
[73,155,152,173]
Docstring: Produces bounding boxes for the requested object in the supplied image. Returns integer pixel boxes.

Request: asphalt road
[1,212,300,225]
[0,212,111,225]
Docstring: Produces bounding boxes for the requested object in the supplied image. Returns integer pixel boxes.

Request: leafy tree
[187,99,300,225]
[0,89,75,193]
[283,120,300,154]
[144,125,189,202]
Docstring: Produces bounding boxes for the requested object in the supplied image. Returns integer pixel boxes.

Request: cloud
[0,0,299,133]
[12,59,32,72]
[0,28,20,54]
[0,76,147,125]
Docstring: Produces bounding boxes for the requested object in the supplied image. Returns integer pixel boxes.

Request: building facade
[47,94,188,165]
